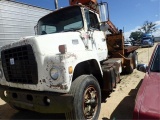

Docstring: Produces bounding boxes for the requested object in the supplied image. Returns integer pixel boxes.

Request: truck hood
[134,72,160,119]
[1,32,85,55]
[35,32,85,55]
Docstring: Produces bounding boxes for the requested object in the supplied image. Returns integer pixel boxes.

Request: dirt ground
[0,43,157,119]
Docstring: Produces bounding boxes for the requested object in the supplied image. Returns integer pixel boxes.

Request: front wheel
[65,75,101,120]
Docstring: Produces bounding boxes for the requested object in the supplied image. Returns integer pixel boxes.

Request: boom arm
[107,20,119,34]
[70,0,98,11]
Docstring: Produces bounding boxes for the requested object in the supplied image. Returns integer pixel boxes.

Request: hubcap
[135,59,138,67]
[83,86,98,119]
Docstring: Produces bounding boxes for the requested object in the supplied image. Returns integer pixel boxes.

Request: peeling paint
[69,75,73,82]
[65,53,77,60]
[47,83,68,90]
[42,79,46,83]
[47,84,61,89]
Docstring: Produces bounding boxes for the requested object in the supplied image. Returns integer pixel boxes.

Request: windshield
[37,6,83,35]
[150,46,160,72]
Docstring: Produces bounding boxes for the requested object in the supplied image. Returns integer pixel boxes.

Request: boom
[107,20,119,34]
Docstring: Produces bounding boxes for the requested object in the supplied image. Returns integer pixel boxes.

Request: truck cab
[141,33,155,47]
[36,5,108,61]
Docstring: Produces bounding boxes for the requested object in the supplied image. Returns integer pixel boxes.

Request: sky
[15,0,160,38]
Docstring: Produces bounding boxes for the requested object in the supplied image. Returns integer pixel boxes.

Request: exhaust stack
[54,0,58,9]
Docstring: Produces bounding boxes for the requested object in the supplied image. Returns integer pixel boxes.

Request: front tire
[65,75,101,120]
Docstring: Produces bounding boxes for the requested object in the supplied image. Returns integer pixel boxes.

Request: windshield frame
[37,6,84,35]
[150,45,160,72]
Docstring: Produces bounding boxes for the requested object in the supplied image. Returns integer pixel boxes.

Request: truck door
[85,10,108,61]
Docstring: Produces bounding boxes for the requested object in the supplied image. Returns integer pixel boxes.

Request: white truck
[0,0,51,47]
[0,0,138,119]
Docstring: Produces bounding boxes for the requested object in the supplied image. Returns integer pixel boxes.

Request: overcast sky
[16,0,160,38]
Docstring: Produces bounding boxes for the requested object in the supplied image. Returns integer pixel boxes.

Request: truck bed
[124,46,139,53]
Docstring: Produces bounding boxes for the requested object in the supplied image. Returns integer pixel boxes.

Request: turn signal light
[68,66,73,74]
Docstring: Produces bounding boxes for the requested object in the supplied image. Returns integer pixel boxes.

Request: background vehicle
[141,33,155,47]
[134,43,160,119]
[0,0,138,119]
[124,41,132,47]
[0,0,51,47]
[131,39,141,46]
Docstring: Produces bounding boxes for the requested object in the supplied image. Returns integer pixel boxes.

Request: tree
[138,21,157,33]
[129,31,143,41]
[129,21,157,41]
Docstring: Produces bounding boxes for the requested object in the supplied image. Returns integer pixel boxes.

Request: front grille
[1,45,38,84]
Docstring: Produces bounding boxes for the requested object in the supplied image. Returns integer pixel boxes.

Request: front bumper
[141,42,153,47]
[0,85,73,113]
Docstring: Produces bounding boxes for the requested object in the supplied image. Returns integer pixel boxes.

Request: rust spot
[47,83,67,90]
[60,84,68,90]
[65,53,77,59]
[42,79,46,83]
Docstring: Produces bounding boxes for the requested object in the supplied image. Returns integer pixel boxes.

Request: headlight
[50,67,60,80]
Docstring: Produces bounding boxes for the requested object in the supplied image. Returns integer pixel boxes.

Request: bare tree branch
[139,21,157,33]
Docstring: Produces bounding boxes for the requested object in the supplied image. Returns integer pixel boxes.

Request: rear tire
[126,64,134,74]
[125,53,134,74]
[132,51,138,69]
[65,75,101,120]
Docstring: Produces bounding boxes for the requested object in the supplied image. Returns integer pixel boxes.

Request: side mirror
[100,22,109,32]
[98,2,109,23]
[137,64,147,73]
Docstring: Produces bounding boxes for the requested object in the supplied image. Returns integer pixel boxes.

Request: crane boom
[107,20,119,34]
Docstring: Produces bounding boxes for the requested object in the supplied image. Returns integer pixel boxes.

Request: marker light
[68,66,73,74]
[59,45,67,54]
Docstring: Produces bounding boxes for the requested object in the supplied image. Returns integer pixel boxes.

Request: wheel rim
[134,55,138,68]
[135,59,138,67]
[83,86,98,119]
[131,61,134,69]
